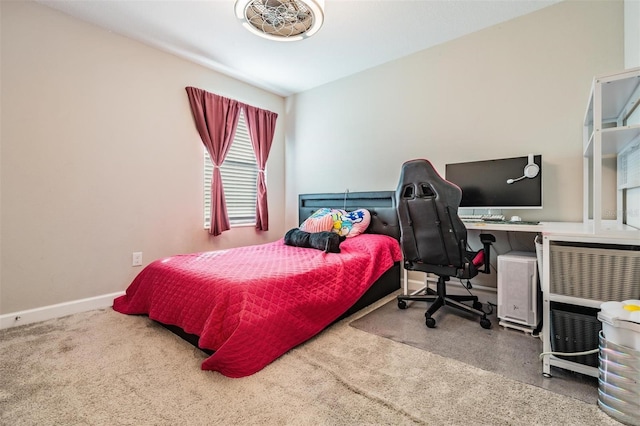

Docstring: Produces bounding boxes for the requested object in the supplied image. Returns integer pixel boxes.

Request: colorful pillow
[299,208,334,233]
[299,207,372,238]
[329,208,371,238]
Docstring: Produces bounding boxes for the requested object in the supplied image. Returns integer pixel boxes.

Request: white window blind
[204,110,258,227]
[619,141,640,189]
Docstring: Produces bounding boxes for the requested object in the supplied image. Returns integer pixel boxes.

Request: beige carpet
[0,295,622,425]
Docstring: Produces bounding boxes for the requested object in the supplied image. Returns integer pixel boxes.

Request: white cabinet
[583,67,640,232]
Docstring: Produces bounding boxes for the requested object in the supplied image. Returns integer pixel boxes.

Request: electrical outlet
[132,252,143,267]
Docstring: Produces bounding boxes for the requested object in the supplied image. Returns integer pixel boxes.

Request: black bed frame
[163,191,401,351]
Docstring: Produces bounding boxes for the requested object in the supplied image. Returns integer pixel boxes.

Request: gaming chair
[395,159,495,329]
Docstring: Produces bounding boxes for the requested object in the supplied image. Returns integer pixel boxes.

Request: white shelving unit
[582,67,640,232]
[541,67,640,378]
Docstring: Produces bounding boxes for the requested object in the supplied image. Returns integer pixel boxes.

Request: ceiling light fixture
[234,0,325,42]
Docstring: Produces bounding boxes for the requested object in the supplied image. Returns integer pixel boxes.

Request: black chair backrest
[396,159,468,269]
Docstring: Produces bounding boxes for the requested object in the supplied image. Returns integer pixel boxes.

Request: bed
[113,191,402,377]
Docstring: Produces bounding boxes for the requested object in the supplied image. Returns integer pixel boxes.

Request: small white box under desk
[497,251,541,333]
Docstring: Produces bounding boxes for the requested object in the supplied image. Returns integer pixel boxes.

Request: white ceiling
[37,0,562,97]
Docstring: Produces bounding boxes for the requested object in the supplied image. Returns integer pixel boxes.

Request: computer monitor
[445,155,543,210]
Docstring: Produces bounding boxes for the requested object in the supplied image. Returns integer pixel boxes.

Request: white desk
[464,219,640,239]
[465,220,640,378]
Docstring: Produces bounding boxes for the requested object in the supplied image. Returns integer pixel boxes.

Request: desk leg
[403,267,408,296]
[542,236,552,377]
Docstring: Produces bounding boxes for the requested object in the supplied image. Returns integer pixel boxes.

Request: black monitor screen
[445,155,542,209]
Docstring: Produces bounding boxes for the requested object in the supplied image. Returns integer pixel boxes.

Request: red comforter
[113,234,402,377]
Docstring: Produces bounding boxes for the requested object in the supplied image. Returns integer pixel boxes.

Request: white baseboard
[406,278,426,292]
[405,277,497,293]
[0,291,125,330]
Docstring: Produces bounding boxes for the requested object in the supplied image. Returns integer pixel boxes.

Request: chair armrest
[479,233,496,274]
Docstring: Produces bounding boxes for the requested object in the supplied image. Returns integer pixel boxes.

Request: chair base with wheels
[398,270,493,329]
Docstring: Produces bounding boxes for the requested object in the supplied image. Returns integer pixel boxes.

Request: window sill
[203,222,256,230]
[231,222,256,228]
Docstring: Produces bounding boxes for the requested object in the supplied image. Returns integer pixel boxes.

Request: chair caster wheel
[397,300,407,309]
[473,301,483,310]
[480,317,491,329]
[425,316,436,328]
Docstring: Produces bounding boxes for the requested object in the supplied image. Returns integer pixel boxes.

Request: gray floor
[350,287,599,404]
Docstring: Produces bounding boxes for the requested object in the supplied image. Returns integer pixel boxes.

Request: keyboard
[481,214,506,222]
[460,214,505,222]
[461,216,541,225]
[509,220,541,225]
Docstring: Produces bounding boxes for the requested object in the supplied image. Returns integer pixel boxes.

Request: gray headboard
[298,191,400,241]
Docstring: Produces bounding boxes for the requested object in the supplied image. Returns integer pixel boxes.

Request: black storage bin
[550,302,602,367]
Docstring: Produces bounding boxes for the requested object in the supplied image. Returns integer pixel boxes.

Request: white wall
[0,1,285,315]
[285,0,624,228]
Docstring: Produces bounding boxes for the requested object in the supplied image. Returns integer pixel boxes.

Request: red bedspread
[113,234,402,377]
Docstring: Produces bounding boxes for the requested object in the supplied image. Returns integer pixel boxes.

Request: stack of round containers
[598,300,640,426]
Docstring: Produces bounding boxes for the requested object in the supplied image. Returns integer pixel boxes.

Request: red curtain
[244,105,278,231]
[185,87,240,236]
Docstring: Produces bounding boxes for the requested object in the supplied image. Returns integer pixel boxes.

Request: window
[204,109,258,227]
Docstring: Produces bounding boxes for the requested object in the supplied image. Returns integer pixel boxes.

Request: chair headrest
[396,159,461,206]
